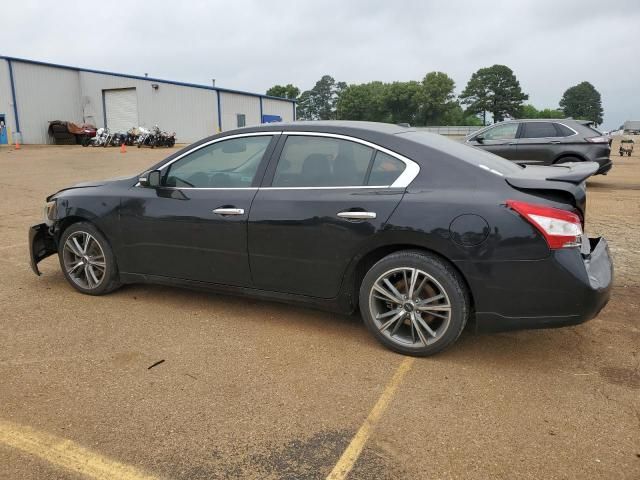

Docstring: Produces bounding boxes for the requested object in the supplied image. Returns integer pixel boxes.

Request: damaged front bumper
[29,223,58,275]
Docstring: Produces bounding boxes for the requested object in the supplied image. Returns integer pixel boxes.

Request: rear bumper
[457,237,613,333]
[29,223,57,275]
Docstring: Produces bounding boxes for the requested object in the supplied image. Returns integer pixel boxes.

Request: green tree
[559,81,603,125]
[538,108,564,119]
[521,104,565,119]
[336,82,388,122]
[382,81,421,124]
[416,72,457,125]
[266,84,300,100]
[441,104,483,126]
[459,65,528,124]
[296,75,346,120]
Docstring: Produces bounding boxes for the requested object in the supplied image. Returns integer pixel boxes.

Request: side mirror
[475,135,484,143]
[138,170,162,188]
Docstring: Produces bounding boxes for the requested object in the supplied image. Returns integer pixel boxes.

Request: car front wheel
[359,251,469,356]
[58,222,120,295]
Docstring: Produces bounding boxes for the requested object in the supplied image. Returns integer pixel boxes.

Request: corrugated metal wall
[262,98,295,122]
[80,71,218,142]
[219,92,261,131]
[12,62,82,144]
[3,58,295,144]
[0,59,15,141]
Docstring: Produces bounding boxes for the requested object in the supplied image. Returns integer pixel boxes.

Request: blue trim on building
[259,97,263,123]
[0,55,296,105]
[216,91,222,132]
[7,59,20,133]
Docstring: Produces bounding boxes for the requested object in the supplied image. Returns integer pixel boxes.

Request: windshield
[398,131,523,176]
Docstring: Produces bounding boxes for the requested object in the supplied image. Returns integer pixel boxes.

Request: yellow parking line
[0,420,158,480]
[326,356,415,480]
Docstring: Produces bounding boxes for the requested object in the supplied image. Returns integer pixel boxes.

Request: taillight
[506,200,582,249]
[585,136,609,143]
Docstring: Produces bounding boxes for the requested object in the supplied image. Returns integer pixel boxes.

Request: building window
[236,114,246,128]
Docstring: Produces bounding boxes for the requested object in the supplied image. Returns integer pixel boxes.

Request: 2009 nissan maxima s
[29,121,613,356]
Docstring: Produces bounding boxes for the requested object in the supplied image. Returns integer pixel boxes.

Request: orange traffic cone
[15,140,20,150]
[120,143,126,153]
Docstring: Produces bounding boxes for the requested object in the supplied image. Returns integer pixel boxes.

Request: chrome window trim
[158,131,282,171]
[468,121,579,142]
[282,131,420,188]
[134,131,281,188]
[135,129,421,190]
[553,122,579,137]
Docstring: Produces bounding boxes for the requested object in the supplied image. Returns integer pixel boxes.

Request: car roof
[236,120,414,135]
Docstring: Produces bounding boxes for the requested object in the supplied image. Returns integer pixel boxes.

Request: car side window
[555,123,575,137]
[521,122,561,138]
[367,151,406,186]
[480,123,518,140]
[164,136,272,188]
[272,136,373,187]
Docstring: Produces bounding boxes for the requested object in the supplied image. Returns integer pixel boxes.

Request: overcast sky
[4,0,640,129]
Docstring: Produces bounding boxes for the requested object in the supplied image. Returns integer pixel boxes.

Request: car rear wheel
[58,222,120,295]
[359,250,469,356]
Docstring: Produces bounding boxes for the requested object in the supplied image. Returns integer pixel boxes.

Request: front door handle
[549,140,562,144]
[337,211,377,220]
[213,207,245,216]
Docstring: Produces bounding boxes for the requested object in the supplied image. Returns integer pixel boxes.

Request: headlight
[44,200,57,226]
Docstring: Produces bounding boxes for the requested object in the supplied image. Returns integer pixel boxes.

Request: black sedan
[29,121,613,356]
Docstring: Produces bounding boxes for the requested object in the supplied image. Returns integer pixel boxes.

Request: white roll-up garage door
[104,88,138,132]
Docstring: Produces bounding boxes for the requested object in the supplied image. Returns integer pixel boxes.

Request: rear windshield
[398,131,523,176]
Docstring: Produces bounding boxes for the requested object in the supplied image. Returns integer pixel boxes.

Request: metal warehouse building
[0,56,296,145]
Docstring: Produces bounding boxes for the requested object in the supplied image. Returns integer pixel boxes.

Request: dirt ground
[0,140,638,480]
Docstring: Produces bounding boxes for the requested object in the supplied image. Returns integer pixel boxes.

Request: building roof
[0,55,295,104]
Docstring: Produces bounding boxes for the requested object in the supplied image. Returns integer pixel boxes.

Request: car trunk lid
[504,162,599,218]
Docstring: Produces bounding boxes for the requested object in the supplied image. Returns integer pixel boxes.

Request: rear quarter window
[555,123,576,137]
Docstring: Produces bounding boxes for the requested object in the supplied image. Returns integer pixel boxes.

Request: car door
[118,132,279,286]
[514,121,564,165]
[248,133,415,298]
[467,123,520,159]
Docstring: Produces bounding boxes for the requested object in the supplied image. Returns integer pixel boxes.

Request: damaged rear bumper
[29,223,57,275]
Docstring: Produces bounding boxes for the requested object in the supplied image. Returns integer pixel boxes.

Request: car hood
[47,175,136,201]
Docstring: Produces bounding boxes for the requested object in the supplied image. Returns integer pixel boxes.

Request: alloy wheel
[369,267,452,348]
[62,231,106,289]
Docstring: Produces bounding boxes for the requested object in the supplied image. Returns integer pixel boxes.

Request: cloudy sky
[5,0,640,129]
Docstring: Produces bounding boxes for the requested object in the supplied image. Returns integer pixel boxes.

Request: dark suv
[465,119,612,174]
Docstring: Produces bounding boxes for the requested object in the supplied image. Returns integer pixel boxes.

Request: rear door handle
[549,140,562,144]
[213,208,245,216]
[337,211,377,220]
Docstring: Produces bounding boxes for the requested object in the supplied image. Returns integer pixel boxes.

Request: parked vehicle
[29,121,612,356]
[619,138,634,156]
[465,119,612,174]
[82,127,110,147]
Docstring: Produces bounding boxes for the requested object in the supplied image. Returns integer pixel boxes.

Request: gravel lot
[0,141,638,479]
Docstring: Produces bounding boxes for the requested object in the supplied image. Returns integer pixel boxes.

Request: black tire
[359,250,469,356]
[628,152,632,157]
[58,222,120,296]
[554,156,581,165]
